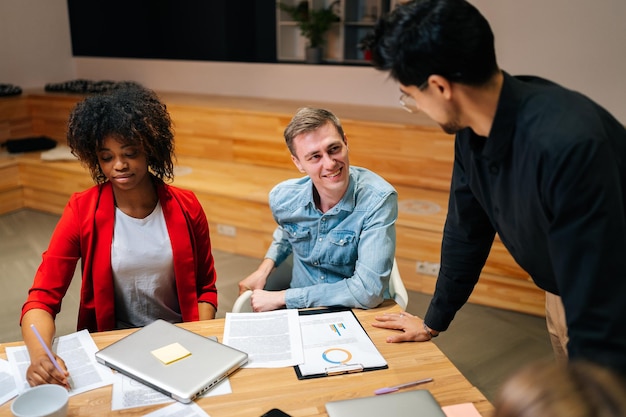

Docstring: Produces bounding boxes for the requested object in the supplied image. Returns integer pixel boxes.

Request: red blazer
[21,180,218,332]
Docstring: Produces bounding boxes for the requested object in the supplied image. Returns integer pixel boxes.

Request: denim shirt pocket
[283,223,312,253]
[327,230,357,266]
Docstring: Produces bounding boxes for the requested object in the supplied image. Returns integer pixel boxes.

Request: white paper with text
[222,309,304,368]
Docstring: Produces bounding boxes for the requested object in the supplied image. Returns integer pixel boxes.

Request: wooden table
[0,301,493,416]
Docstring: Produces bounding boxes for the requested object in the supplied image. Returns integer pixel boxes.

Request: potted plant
[278,0,341,64]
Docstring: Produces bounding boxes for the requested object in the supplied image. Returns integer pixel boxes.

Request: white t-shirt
[111,202,181,328]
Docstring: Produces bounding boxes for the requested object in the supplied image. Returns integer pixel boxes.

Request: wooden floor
[0,209,554,402]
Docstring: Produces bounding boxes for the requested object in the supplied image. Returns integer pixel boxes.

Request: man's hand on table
[372,311,439,342]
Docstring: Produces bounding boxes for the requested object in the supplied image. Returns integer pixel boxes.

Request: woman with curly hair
[20,85,218,388]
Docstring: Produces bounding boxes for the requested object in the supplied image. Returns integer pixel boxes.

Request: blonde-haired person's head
[494,360,626,417]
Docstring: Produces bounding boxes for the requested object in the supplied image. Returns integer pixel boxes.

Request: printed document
[111,372,231,410]
[0,359,17,406]
[296,309,387,378]
[6,329,114,395]
[142,400,210,417]
[222,309,304,368]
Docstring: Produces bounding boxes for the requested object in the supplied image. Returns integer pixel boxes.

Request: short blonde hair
[283,107,345,156]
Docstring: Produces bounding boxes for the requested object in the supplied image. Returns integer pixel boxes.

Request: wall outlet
[216,224,237,237]
[416,261,440,276]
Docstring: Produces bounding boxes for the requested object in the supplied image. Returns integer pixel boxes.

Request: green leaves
[278,1,340,48]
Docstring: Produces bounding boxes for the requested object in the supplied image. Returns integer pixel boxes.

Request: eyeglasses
[399,93,418,113]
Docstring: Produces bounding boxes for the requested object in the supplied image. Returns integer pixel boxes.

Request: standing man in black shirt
[365,0,626,374]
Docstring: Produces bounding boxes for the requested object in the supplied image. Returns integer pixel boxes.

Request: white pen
[374,377,434,395]
[30,324,65,375]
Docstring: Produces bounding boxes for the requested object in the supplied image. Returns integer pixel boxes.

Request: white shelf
[276,0,390,64]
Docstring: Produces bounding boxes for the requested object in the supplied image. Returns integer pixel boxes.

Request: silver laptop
[325,390,446,417]
[95,319,248,403]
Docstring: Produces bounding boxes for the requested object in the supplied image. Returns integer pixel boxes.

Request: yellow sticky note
[151,342,192,365]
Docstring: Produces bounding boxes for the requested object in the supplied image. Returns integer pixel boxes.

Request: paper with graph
[295,309,387,379]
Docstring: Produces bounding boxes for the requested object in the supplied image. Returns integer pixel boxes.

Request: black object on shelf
[1,136,57,154]
[44,79,143,94]
[0,84,22,97]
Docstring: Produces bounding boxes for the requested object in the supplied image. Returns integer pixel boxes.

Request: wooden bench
[0,90,544,316]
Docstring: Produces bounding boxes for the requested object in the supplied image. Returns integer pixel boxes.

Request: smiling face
[97,136,151,192]
[290,122,350,209]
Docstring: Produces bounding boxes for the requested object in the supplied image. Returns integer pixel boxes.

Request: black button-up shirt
[425,72,626,373]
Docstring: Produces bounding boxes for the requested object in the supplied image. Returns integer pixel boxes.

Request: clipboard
[294,307,388,380]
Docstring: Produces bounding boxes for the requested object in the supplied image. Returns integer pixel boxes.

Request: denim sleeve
[264,226,293,267]
[285,191,398,309]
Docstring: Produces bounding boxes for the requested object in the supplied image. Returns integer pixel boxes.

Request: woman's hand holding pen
[26,350,70,389]
[21,310,71,389]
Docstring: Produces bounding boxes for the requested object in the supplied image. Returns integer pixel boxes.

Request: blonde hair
[283,107,345,156]
[494,361,626,417]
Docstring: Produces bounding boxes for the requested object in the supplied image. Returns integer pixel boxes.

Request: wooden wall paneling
[395,185,448,233]
[228,111,285,142]
[174,133,235,162]
[0,96,35,141]
[398,255,544,317]
[343,120,455,191]
[208,222,274,259]
[169,106,292,169]
[0,188,23,215]
[0,121,11,142]
[463,272,545,316]
[233,136,292,169]
[172,157,294,203]
[19,158,92,194]
[396,256,438,292]
[396,224,530,281]
[0,120,34,142]
[28,94,82,141]
[168,106,237,160]
[0,96,30,122]
[217,111,292,169]
[0,160,23,214]
[22,188,69,214]
[396,227,443,265]
[18,156,92,214]
[0,162,20,191]
[193,193,275,235]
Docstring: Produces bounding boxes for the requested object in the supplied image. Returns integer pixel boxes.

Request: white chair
[231,255,294,313]
[231,290,253,313]
[389,258,409,310]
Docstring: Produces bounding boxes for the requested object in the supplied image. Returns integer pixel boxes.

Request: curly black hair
[66,85,175,183]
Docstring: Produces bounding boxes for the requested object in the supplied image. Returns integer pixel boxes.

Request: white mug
[11,384,68,417]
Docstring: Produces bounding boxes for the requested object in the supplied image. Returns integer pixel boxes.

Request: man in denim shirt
[238,107,398,311]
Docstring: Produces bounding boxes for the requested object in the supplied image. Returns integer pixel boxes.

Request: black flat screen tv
[67,0,277,63]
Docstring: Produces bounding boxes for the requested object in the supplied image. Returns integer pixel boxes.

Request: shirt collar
[339,170,357,212]
[470,71,520,162]
[304,167,356,213]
